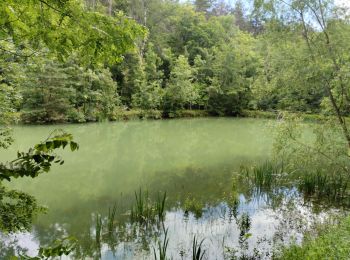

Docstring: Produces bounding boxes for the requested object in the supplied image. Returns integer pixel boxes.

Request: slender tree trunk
[108,0,112,16]
[298,2,350,149]
[325,81,350,147]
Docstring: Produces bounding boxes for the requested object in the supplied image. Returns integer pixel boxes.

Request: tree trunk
[108,0,112,16]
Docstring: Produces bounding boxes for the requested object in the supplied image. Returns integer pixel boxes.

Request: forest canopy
[0,0,350,123]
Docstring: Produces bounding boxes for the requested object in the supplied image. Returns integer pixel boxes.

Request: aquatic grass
[300,171,326,196]
[249,161,283,192]
[184,197,203,218]
[153,228,169,260]
[227,195,240,219]
[95,214,102,246]
[131,189,150,223]
[131,189,167,224]
[156,192,167,222]
[254,161,275,188]
[299,171,349,202]
[135,189,146,220]
[192,236,206,260]
[107,203,118,235]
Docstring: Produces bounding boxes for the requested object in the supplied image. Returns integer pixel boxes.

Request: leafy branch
[19,237,77,260]
[0,131,79,182]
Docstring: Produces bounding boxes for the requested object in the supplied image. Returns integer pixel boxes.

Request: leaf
[70,141,78,151]
[244,233,252,239]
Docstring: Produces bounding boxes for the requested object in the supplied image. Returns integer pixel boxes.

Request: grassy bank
[108,109,209,121]
[278,215,350,259]
[241,110,329,121]
[113,109,327,122]
[16,108,347,124]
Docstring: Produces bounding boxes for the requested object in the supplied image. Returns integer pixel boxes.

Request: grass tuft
[130,189,167,224]
[192,236,206,260]
[153,228,169,260]
[299,171,349,202]
[107,203,117,235]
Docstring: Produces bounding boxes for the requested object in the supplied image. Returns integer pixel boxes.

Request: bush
[278,216,350,259]
[67,109,86,123]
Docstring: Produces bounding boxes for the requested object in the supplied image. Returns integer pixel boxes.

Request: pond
[0,118,346,259]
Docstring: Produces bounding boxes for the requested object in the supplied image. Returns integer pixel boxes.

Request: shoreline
[8,109,341,126]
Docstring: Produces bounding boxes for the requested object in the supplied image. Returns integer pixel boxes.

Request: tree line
[1,0,350,124]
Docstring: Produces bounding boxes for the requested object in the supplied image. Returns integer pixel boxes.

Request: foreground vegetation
[0,0,140,255]
[279,216,350,259]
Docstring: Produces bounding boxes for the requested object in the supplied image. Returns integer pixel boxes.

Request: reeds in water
[95,214,102,246]
[252,161,281,189]
[192,236,206,260]
[130,189,167,224]
[299,171,349,201]
[153,228,169,260]
[156,192,167,221]
[107,203,117,235]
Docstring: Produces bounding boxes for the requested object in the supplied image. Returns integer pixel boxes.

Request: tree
[0,0,145,66]
[251,22,325,112]
[208,33,259,115]
[0,0,145,127]
[257,0,350,148]
[193,54,211,109]
[164,55,195,113]
[117,53,146,107]
[194,0,213,13]
[232,0,250,31]
[21,59,76,123]
[132,44,164,110]
[69,65,121,122]
[18,58,120,123]
[212,0,232,16]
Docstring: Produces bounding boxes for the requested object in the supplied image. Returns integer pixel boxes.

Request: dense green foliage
[0,0,144,124]
[279,216,350,259]
[0,0,143,235]
[20,59,121,123]
[2,0,349,122]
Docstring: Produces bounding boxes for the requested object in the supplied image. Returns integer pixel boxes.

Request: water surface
[0,118,342,259]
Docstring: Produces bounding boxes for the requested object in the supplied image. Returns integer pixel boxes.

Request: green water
[4,118,272,208]
[1,118,340,259]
